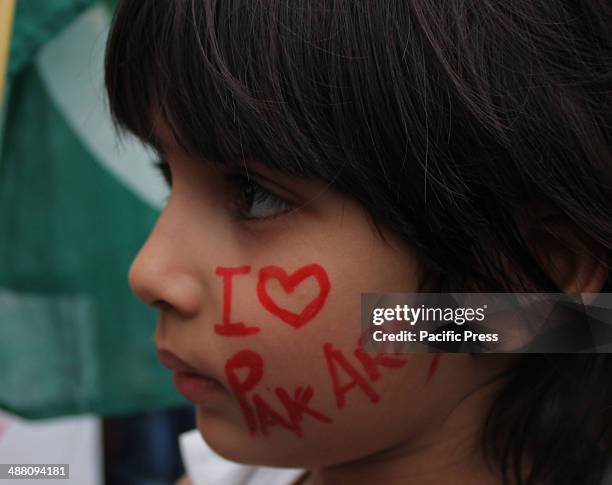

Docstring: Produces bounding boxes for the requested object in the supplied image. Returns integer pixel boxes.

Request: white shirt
[180,429,612,485]
[179,429,306,485]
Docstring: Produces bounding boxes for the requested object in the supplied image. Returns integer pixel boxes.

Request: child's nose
[128,218,204,318]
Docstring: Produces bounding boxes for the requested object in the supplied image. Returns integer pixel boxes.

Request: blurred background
[0,1,195,483]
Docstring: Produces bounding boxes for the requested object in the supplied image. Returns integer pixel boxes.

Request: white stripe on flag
[35,4,168,210]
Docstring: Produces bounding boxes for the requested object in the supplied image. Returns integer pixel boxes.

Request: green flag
[0,2,185,419]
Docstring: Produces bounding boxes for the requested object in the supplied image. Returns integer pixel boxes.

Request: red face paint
[216,264,420,438]
[225,349,333,438]
[257,264,331,329]
[425,354,442,384]
[353,348,407,381]
[224,349,264,435]
[252,393,298,436]
[323,342,380,408]
[215,266,260,336]
[275,386,332,437]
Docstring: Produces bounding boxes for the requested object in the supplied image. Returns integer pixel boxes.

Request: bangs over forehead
[104,0,450,188]
[106,0,365,177]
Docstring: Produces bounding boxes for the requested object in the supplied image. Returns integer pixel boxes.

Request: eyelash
[153,159,293,221]
[226,174,293,221]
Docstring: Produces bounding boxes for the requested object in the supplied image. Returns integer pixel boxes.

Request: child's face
[130,126,507,468]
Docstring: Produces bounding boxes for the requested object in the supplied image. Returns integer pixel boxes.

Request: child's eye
[228,174,293,221]
[152,159,292,221]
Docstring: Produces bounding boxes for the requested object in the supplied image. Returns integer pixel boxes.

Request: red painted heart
[257,264,331,329]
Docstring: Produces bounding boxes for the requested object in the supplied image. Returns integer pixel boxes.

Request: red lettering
[323,343,379,408]
[215,266,260,336]
[354,348,407,381]
[257,264,331,329]
[224,349,263,435]
[225,350,332,438]
[253,394,298,436]
[275,386,332,436]
[426,354,442,384]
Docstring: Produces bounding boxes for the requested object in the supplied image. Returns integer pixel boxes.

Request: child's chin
[195,414,328,469]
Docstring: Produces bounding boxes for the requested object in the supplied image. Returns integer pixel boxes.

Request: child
[104,1,612,484]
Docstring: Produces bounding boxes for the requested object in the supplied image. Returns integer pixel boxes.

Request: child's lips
[157,348,227,402]
[157,348,200,373]
[172,371,226,404]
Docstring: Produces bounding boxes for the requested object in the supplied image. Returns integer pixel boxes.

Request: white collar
[179,429,306,485]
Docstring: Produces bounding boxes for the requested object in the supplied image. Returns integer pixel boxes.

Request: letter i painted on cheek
[214,266,260,336]
[323,343,380,409]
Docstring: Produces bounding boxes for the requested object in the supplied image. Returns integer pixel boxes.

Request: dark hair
[105,1,612,483]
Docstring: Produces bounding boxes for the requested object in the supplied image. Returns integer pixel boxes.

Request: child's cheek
[211,261,338,432]
[212,263,332,337]
[209,262,433,441]
[215,332,438,468]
